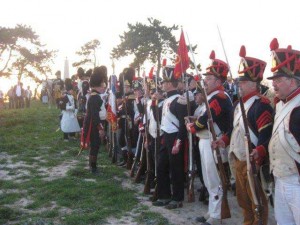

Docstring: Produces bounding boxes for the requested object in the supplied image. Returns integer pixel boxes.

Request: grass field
[0,101,168,225]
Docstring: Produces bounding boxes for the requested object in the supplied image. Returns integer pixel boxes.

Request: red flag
[149,67,154,79]
[174,30,189,79]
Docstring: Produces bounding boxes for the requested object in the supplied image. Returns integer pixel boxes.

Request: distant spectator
[0,89,4,109]
[14,81,23,108]
[41,88,49,104]
[25,86,32,108]
[7,86,15,109]
[224,77,237,102]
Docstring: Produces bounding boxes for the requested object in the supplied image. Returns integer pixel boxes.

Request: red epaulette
[217,91,227,99]
[259,95,271,104]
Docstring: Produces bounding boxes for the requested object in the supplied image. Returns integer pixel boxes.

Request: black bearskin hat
[89,66,108,88]
[55,70,61,78]
[64,78,73,91]
[77,67,85,79]
[119,67,135,95]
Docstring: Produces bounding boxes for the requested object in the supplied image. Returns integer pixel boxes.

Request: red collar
[209,85,224,94]
[285,87,300,102]
[242,91,259,103]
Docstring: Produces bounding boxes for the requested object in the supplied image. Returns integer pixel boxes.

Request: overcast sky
[1,0,300,87]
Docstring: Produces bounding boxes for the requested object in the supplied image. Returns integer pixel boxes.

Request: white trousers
[199,138,222,219]
[275,174,300,225]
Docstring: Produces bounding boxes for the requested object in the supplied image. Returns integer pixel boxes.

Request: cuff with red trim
[221,134,230,147]
[255,145,266,165]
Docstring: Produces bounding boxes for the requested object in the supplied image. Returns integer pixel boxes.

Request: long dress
[61,94,81,133]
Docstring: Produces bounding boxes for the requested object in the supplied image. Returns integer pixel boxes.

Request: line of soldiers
[80,37,300,225]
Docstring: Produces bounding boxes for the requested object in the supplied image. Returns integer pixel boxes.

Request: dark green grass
[0,101,165,225]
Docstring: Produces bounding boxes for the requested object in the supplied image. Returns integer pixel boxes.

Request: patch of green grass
[0,206,21,222]
[0,101,161,225]
[135,211,170,225]
[0,193,23,205]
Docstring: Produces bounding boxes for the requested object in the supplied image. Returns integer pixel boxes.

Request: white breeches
[199,138,222,219]
[275,174,300,225]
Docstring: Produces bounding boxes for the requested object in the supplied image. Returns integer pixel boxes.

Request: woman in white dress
[61,79,81,141]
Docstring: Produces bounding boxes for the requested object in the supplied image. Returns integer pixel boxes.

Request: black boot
[89,155,99,174]
[198,186,208,203]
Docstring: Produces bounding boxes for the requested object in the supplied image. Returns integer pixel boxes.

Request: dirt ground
[0,152,276,225]
[106,170,277,225]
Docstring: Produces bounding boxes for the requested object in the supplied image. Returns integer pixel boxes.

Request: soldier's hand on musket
[99,129,105,139]
[184,116,196,123]
[212,138,225,149]
[172,139,181,155]
[186,122,194,132]
[250,149,261,165]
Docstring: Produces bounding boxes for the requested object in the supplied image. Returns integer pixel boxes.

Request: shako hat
[162,66,180,82]
[203,50,229,82]
[238,45,266,82]
[267,38,300,80]
[133,77,143,90]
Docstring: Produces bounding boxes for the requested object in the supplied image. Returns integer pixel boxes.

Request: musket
[238,85,266,225]
[143,79,152,194]
[186,32,231,219]
[218,27,267,223]
[108,121,113,157]
[134,136,146,183]
[181,40,195,202]
[152,67,162,202]
[122,75,133,170]
[135,76,150,184]
[217,25,233,80]
[130,131,142,177]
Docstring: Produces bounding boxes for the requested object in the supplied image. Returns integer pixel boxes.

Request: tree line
[0,18,197,84]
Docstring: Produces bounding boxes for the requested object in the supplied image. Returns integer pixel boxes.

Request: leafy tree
[0,24,56,82]
[111,18,197,76]
[72,39,100,68]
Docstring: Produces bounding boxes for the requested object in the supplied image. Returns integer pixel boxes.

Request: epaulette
[217,91,227,99]
[259,95,271,104]
[177,96,187,105]
[90,92,98,96]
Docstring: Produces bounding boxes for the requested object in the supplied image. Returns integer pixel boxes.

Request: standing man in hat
[215,46,273,225]
[267,38,300,225]
[152,66,187,209]
[186,51,232,225]
[52,70,64,108]
[82,67,107,174]
[117,67,135,168]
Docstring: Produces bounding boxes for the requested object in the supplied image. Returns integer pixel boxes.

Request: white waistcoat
[269,94,300,178]
[161,94,180,134]
[149,100,164,138]
[229,95,259,161]
[99,93,107,120]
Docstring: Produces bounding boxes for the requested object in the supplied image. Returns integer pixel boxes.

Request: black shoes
[164,200,183,209]
[152,199,171,206]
